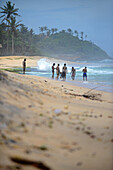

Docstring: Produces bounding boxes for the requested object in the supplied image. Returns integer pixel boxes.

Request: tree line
[38,26,87,40]
[0,1,109,61]
[0,1,88,56]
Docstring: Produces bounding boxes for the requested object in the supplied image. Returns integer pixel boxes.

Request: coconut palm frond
[0,7,7,11]
[16,23,22,28]
[13,12,21,17]
[0,10,8,14]
[13,8,19,13]
[0,14,5,18]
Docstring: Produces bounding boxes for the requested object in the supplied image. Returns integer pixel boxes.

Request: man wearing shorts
[82,67,87,81]
[56,64,60,80]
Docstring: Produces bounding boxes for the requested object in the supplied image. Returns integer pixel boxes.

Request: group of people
[52,63,68,80]
[22,59,87,81]
[52,63,87,81]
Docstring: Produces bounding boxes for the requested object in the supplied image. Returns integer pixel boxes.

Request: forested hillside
[0,1,111,61]
[0,23,110,61]
[37,31,110,61]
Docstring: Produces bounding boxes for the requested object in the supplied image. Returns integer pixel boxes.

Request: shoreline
[0,55,113,94]
[25,70,113,94]
[67,79,113,93]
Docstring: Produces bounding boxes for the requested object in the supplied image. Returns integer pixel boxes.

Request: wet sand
[0,56,113,170]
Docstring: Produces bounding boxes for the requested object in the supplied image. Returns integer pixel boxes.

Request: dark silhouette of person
[23,58,26,74]
[52,63,55,79]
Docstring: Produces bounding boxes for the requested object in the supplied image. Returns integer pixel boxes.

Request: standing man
[71,67,76,80]
[82,67,87,81]
[56,64,60,80]
[23,58,26,74]
[61,63,67,80]
[52,63,55,79]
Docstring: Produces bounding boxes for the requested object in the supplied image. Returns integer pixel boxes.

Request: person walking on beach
[61,63,67,80]
[52,63,55,79]
[82,67,87,81]
[22,58,26,74]
[56,64,60,80]
[71,67,76,80]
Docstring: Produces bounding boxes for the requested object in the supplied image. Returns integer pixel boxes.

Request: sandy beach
[0,56,113,170]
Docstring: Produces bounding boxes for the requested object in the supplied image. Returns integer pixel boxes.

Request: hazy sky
[0,0,113,57]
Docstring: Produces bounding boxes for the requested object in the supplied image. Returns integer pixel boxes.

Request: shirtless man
[82,67,87,81]
[52,63,55,79]
[71,67,76,80]
[56,64,60,80]
[61,63,67,80]
[23,58,26,74]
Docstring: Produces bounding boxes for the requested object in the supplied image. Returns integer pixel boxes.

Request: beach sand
[0,56,113,170]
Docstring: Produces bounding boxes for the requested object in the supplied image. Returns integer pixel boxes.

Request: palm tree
[44,26,47,35]
[67,28,72,35]
[54,28,58,33]
[6,17,22,55]
[80,32,84,41]
[29,28,34,46]
[0,23,7,54]
[20,24,28,34]
[51,28,55,35]
[39,27,44,34]
[0,1,20,55]
[39,26,45,38]
[85,35,87,40]
[0,1,20,21]
[60,29,66,33]
[46,29,51,37]
[74,30,78,38]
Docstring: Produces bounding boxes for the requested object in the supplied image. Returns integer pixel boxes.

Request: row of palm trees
[0,1,88,56]
[38,26,87,40]
[0,1,21,55]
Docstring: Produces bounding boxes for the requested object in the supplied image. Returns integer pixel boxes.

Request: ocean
[25,58,113,93]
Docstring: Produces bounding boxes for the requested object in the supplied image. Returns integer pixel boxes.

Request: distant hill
[0,23,111,62]
[37,32,111,62]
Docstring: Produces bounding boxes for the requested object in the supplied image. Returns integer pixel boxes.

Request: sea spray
[37,58,72,73]
[37,58,51,71]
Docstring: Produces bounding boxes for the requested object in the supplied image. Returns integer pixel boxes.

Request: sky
[0,0,113,57]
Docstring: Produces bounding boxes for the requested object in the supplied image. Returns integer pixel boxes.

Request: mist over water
[26,58,113,93]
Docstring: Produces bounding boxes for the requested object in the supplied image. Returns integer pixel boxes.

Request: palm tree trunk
[7,38,8,55]
[7,28,9,55]
[12,31,14,56]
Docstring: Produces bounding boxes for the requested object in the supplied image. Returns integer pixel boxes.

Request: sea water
[25,58,113,93]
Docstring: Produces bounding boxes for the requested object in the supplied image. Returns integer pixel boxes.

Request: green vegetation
[37,32,110,61]
[48,120,53,128]
[0,1,21,56]
[0,68,22,73]
[39,113,43,116]
[0,1,111,61]
[38,145,48,151]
